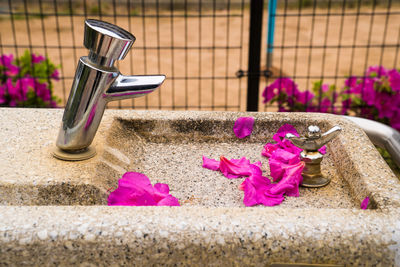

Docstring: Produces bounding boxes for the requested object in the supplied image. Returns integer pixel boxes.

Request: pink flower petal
[258,185,285,206]
[269,158,286,182]
[273,124,299,143]
[157,195,180,206]
[107,172,180,206]
[280,139,303,155]
[241,177,284,207]
[219,156,252,178]
[271,148,300,165]
[318,145,327,155]
[262,125,302,159]
[361,196,369,210]
[261,143,279,158]
[240,165,275,207]
[233,117,255,139]
[202,156,220,171]
[268,161,304,197]
[153,183,171,202]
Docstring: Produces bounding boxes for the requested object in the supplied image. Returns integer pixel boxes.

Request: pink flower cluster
[342,66,400,131]
[108,172,180,206]
[262,78,336,113]
[203,120,306,207]
[0,53,59,107]
[262,66,400,131]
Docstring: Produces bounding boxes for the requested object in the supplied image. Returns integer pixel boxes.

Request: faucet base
[301,175,331,188]
[52,146,97,161]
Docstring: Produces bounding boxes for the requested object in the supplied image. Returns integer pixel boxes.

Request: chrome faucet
[53,19,165,161]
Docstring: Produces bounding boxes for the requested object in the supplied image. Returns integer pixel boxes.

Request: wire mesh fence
[0,0,249,110]
[0,0,399,112]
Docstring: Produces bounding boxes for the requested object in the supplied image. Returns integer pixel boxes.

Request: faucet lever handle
[286,125,342,151]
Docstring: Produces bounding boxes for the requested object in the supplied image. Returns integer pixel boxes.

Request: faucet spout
[105,74,165,101]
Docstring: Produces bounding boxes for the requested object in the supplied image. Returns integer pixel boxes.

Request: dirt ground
[1,6,399,111]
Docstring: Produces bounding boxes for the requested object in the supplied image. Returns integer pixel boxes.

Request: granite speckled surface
[1,108,400,266]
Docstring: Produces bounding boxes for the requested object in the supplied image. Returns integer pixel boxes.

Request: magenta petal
[107,172,179,206]
[262,143,279,158]
[361,196,369,210]
[271,148,299,164]
[241,171,271,207]
[280,139,303,155]
[233,117,255,139]
[157,195,180,206]
[108,187,138,206]
[111,172,156,206]
[318,145,327,155]
[219,156,252,178]
[269,161,304,197]
[269,158,286,182]
[153,183,170,202]
[241,176,284,207]
[202,156,220,171]
[258,186,285,206]
[154,183,170,195]
[120,172,153,191]
[273,124,299,143]
[241,178,259,206]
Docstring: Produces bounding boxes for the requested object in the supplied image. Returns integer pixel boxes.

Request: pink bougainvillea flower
[0,54,20,76]
[51,69,60,81]
[0,84,6,104]
[366,65,389,77]
[6,77,35,104]
[233,117,255,139]
[33,80,51,101]
[31,53,45,63]
[107,172,180,206]
[361,196,369,210]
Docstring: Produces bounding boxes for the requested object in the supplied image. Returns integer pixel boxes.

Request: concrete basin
[0,108,399,266]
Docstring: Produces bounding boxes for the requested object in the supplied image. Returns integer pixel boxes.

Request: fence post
[246,0,264,112]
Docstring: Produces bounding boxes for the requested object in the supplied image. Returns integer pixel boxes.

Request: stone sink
[1,108,400,266]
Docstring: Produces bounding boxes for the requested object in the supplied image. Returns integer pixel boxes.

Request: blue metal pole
[266,0,277,70]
